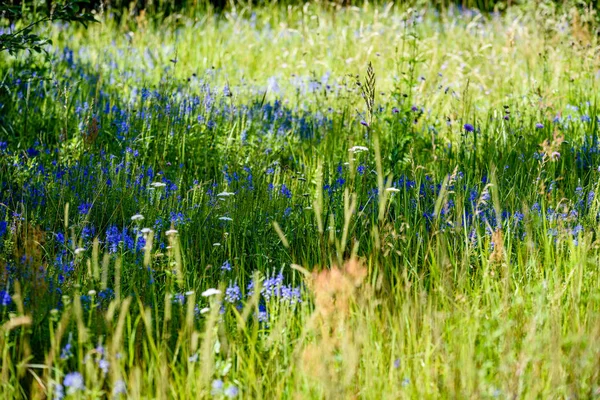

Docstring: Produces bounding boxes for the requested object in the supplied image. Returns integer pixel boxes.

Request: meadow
[1,1,600,398]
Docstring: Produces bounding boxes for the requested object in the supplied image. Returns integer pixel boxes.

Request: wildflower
[200,307,210,314]
[225,385,239,398]
[150,182,166,188]
[53,383,64,400]
[98,359,110,374]
[386,187,400,193]
[201,288,221,297]
[463,123,474,132]
[165,229,178,236]
[131,214,144,221]
[360,120,369,127]
[0,290,11,306]
[219,216,233,221]
[212,379,224,395]
[74,247,86,255]
[280,184,292,199]
[78,202,92,215]
[225,283,241,303]
[349,146,368,153]
[173,293,185,305]
[112,380,127,397]
[221,260,232,271]
[60,343,73,360]
[63,372,85,394]
[535,123,544,129]
[217,191,235,197]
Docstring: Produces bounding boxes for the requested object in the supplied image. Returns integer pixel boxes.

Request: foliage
[0,1,96,55]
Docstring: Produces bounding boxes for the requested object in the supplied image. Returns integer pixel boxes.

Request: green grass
[1,1,600,398]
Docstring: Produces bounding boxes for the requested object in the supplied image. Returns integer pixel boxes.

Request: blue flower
[463,123,474,132]
[63,372,85,393]
[0,290,11,306]
[225,283,241,303]
[221,260,232,272]
[225,385,239,398]
[280,184,292,199]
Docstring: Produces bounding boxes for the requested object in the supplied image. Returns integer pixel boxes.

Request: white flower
[185,291,195,296]
[201,288,221,297]
[349,146,369,153]
[217,191,235,197]
[386,187,401,193]
[141,228,152,234]
[200,307,210,314]
[88,290,96,296]
[150,182,166,188]
[213,243,221,247]
[219,216,233,221]
[74,247,86,255]
[131,214,144,221]
[166,229,178,236]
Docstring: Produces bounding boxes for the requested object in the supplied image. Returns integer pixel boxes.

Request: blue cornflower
[280,184,292,199]
[535,122,544,129]
[78,202,92,215]
[0,290,11,306]
[463,123,474,132]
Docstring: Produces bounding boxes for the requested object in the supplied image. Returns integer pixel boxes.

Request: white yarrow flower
[349,146,369,153]
[201,288,221,297]
[74,247,86,255]
[217,191,235,197]
[150,182,166,188]
[131,214,144,221]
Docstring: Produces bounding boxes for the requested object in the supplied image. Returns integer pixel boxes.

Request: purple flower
[360,120,369,127]
[535,123,544,129]
[463,123,474,132]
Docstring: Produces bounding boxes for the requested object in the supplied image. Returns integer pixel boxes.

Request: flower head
[63,372,85,393]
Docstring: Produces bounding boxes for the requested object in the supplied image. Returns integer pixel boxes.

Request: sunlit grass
[1,1,600,399]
